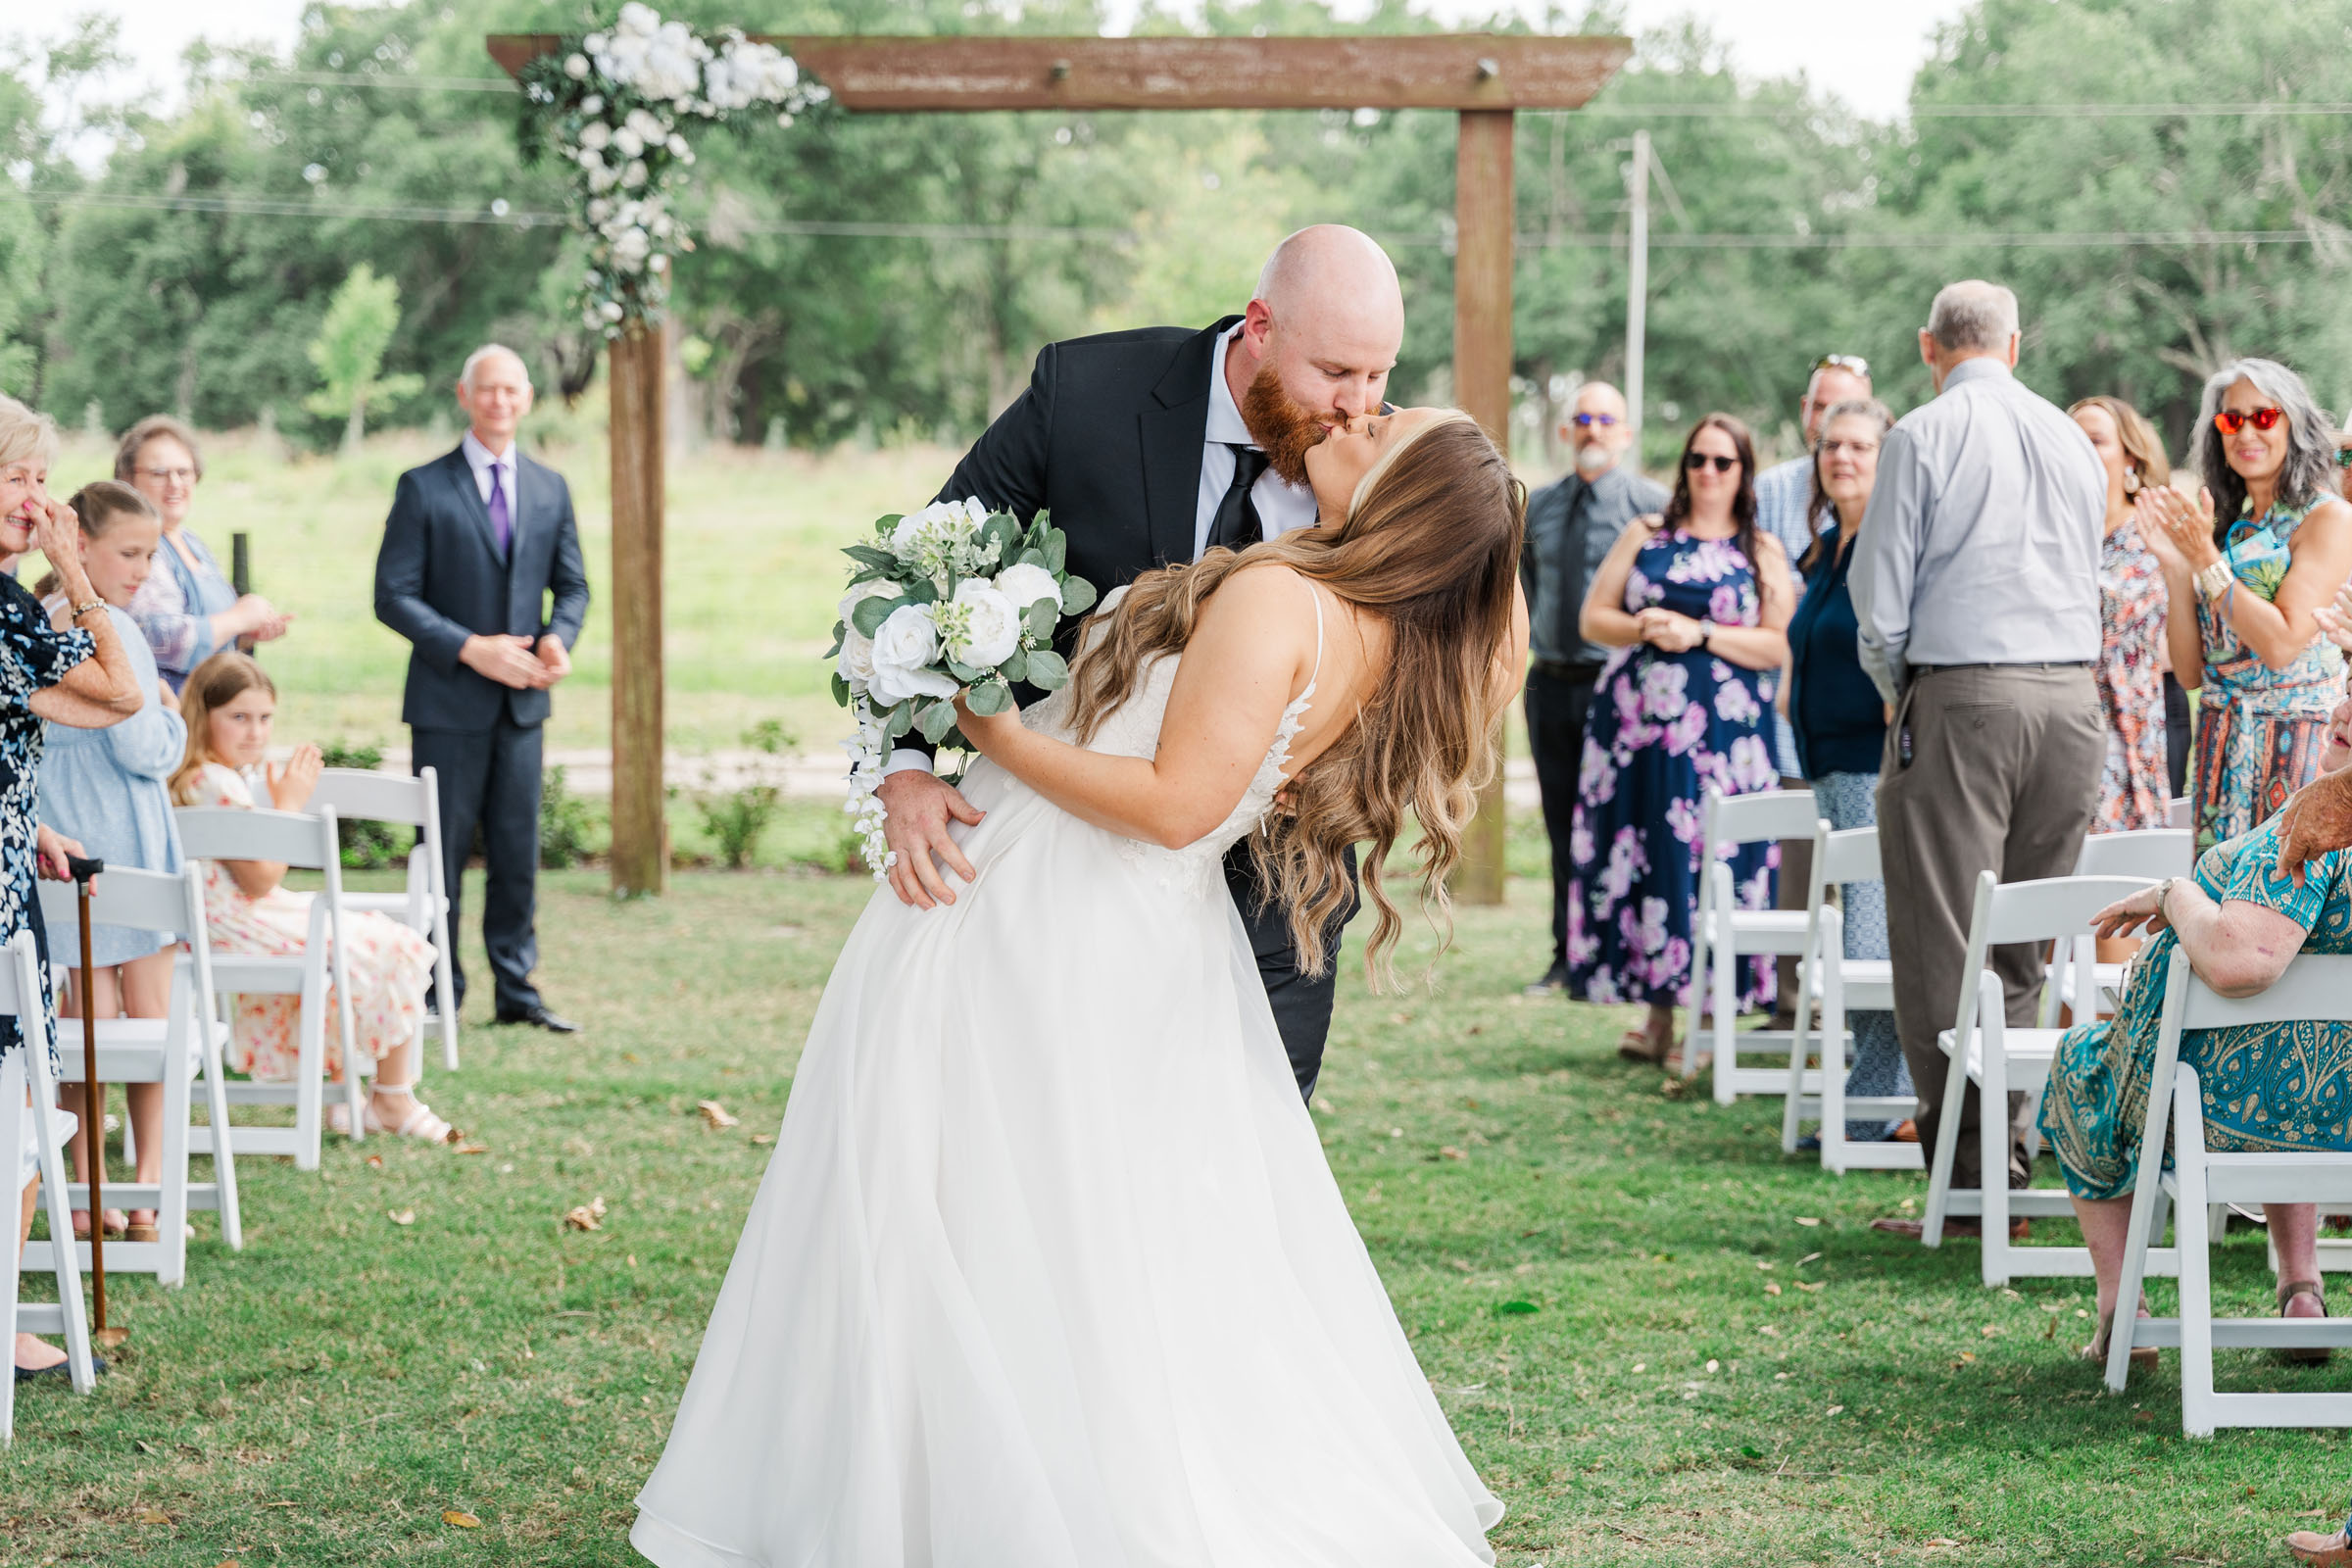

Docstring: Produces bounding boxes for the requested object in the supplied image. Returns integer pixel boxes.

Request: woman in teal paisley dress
[2039,687,2352,1363]
[2142,358,2352,850]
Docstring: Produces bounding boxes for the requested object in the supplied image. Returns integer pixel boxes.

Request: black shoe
[1522,962,1569,998]
[16,1353,104,1383]
[496,1004,581,1034]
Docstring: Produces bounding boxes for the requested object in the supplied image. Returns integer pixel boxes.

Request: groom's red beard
[1242,363,1333,487]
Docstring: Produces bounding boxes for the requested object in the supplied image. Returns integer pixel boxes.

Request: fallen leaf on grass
[365,1155,383,1168]
[1793,1216,1821,1227]
[750,1133,773,1146]
[1438,1146,1466,1161]
[1795,1281,1825,1294]
[1825,1405,1844,1416]
[697,1100,740,1130]
[622,1052,643,1064]
[1447,1258,1474,1274]
[1953,1352,1977,1366]
[564,1196,609,1232]
[1495,1300,1540,1316]
[387,1209,415,1227]
[1980,1324,2000,1338]
[137,1508,170,1524]
[2299,1509,2329,1518]
[444,1509,482,1529]
[455,1142,488,1155]
[1924,1539,1963,1549]
[1763,1282,1782,1297]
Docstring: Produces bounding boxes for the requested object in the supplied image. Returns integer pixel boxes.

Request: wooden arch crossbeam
[490,31,1631,898]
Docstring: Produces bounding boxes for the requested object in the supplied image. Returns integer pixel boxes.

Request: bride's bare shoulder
[1200,559,1318,622]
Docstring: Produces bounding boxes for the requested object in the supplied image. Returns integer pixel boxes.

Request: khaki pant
[1876,664,2102,1189]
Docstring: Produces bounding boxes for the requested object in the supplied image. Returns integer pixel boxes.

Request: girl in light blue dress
[37,481,185,1244]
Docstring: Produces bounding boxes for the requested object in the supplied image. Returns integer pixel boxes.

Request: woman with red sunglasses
[2142,358,2352,849]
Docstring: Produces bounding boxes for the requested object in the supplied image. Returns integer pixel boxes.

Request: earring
[2122,466,2141,497]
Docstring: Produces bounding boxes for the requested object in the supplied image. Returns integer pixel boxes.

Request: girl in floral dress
[168,652,449,1143]
[2068,397,2174,835]
[1568,415,1794,1064]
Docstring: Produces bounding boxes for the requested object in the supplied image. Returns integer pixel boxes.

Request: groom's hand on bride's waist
[876,770,985,909]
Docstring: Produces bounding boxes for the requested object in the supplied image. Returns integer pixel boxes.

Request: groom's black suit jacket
[929,317,1348,1102]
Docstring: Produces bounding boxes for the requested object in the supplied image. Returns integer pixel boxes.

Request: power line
[4,188,2340,253]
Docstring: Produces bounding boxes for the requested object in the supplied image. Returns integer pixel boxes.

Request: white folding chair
[1781,823,1922,1173]
[307,766,458,1073]
[173,805,358,1171]
[0,929,98,1444]
[2108,951,2352,1434]
[24,866,241,1288]
[1923,871,2171,1287]
[2169,795,2194,831]
[2062,829,2196,1017]
[1688,785,1818,1104]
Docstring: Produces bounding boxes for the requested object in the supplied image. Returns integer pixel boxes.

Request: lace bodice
[1018,583,1323,899]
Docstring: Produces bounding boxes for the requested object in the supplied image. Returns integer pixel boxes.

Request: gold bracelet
[2195,560,2234,601]
[69,598,106,619]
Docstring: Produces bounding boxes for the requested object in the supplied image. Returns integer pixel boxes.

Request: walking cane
[66,853,124,1348]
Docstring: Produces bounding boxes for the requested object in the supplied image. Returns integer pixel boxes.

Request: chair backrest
[308,767,432,829]
[2075,828,2193,880]
[35,863,198,941]
[1818,825,1882,887]
[2177,951,2352,1031]
[1703,786,1820,858]
[0,929,38,1019]
[1979,874,2155,948]
[174,805,340,871]
[2168,796,2193,831]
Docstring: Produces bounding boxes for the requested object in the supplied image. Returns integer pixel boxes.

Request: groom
[876,224,1405,1100]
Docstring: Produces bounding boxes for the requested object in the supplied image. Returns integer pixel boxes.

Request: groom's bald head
[1230,225,1404,447]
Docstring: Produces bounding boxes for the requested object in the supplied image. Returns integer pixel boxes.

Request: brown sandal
[2083,1298,2159,1370]
[1615,1028,1668,1065]
[2279,1279,2331,1366]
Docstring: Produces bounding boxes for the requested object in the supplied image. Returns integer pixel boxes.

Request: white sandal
[368,1090,457,1145]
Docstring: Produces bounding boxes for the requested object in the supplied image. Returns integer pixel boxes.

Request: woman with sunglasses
[2142,359,2352,849]
[1569,415,1793,1064]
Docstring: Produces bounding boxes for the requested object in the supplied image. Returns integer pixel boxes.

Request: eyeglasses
[2214,407,2286,435]
[1570,413,1621,428]
[137,466,196,484]
[1812,354,1870,378]
[1684,452,1740,474]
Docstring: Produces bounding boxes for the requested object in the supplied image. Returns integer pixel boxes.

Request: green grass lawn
[7,868,2348,1566]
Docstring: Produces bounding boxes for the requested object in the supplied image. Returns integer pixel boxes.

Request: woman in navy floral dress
[1568,415,1794,1064]
[0,395,144,1381]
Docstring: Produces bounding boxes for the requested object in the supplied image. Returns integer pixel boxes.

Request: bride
[632,407,1530,1568]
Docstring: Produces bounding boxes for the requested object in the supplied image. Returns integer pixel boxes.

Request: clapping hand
[2138,483,2222,573]
[2090,883,2174,941]
[267,743,323,812]
[2314,581,2352,655]
[32,497,91,598]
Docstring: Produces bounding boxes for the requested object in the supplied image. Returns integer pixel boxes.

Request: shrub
[318,740,411,870]
[695,719,794,870]
[540,763,605,868]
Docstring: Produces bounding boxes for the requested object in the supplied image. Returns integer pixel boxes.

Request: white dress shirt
[884,323,1319,778]
[1195,321,1321,555]
[461,429,519,515]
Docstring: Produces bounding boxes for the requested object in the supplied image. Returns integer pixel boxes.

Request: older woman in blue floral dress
[2041,686,2352,1369]
[0,395,144,1381]
[1569,414,1793,1064]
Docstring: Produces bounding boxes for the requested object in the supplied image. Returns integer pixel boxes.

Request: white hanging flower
[621,160,648,189]
[580,93,604,115]
[612,126,643,159]
[612,227,653,270]
[577,120,612,151]
[600,300,625,322]
[564,53,591,79]
[836,581,898,687]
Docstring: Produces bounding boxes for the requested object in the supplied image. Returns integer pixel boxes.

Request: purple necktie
[487,462,512,558]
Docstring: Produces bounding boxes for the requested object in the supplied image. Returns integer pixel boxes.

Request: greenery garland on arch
[514,3,826,340]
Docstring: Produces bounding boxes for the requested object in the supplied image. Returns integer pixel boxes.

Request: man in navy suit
[374,345,590,1033]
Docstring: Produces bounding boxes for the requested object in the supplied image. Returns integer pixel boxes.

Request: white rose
[868,605,957,706]
[564,53,591,79]
[667,133,691,157]
[622,160,648,189]
[991,563,1060,612]
[612,126,643,159]
[599,301,625,322]
[836,581,897,687]
[947,581,1021,668]
[580,94,604,115]
[578,121,612,151]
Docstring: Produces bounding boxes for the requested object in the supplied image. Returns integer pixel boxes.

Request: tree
[305,264,422,454]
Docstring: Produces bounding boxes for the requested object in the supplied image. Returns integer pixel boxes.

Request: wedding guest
[2039,688,2352,1365]
[2142,359,2352,850]
[1568,414,1792,1064]
[2069,397,2173,834]
[36,482,185,1244]
[374,345,590,1034]
[0,394,143,1381]
[169,652,450,1142]
[1519,380,1665,997]
[1752,354,1873,1014]
[117,416,289,691]
[1851,280,2106,1228]
[1783,398,1909,1145]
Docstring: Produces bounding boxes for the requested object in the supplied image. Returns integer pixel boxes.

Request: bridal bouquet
[831,499,1098,879]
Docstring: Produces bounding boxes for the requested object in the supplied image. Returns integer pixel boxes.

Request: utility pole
[1625,127,1649,453]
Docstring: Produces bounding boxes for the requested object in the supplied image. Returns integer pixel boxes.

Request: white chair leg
[1781,932,1813,1153]
[293,980,324,1173]
[156,1048,191,1290]
[1821,954,1849,1175]
[1685,895,1712,1084]
[1980,1034,2011,1289]
[2175,1070,2217,1438]
[1712,871,1740,1106]
[1923,1027,1974,1249]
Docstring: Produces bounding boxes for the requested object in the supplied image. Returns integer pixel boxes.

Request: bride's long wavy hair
[1065,412,1526,989]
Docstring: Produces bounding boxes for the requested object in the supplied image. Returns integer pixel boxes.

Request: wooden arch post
[491,31,1631,901]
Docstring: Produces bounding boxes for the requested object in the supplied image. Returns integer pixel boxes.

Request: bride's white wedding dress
[632,584,1502,1568]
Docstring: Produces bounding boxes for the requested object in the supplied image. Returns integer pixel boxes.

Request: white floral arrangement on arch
[830,500,1099,880]
[516,3,827,338]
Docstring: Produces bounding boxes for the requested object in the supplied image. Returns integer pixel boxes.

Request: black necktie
[1207,444,1271,554]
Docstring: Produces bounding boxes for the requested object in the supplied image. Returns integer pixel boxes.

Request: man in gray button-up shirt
[1850,281,2107,1216]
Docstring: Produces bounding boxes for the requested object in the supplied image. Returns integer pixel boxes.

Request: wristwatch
[1696,622,1713,652]
[69,598,106,620]
[2195,559,2234,601]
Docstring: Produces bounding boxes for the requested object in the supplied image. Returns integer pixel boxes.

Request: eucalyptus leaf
[1001,647,1028,684]
[1043,531,1068,573]
[941,724,970,754]
[1015,548,1048,569]
[965,679,1011,716]
[842,544,897,570]
[825,624,845,658]
[884,702,914,739]
[1025,600,1058,640]
[830,671,851,708]
[917,699,957,745]
[852,595,900,638]
[1059,576,1098,614]
[873,514,904,535]
[947,660,982,684]
[906,579,939,605]
[1026,649,1070,690]
[1033,508,1053,532]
